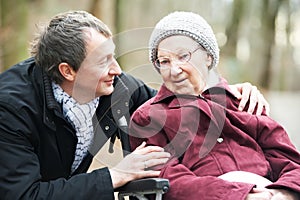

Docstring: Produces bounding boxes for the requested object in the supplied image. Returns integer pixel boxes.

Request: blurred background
[0,0,299,152]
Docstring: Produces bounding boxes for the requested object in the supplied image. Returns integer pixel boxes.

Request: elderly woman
[129,11,300,200]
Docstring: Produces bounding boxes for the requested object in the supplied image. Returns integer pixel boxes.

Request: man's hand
[109,142,170,188]
[229,82,270,116]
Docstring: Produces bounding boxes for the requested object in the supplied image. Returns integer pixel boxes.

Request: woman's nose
[170,63,183,75]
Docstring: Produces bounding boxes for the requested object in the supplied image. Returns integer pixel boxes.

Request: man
[0,11,269,199]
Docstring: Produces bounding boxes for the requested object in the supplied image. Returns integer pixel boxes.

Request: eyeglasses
[154,46,204,70]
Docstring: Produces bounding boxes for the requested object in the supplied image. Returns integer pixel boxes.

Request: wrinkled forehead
[157,35,198,53]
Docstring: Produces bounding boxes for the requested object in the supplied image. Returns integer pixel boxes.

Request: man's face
[72,28,121,103]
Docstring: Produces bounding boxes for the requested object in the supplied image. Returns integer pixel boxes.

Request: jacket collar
[32,63,65,131]
[153,78,235,105]
[152,85,207,110]
[151,84,229,132]
[152,84,206,106]
[95,74,131,121]
[202,77,237,99]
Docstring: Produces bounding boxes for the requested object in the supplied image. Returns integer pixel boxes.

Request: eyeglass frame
[154,46,206,70]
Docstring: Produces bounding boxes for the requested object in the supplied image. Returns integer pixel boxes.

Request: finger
[246,189,273,200]
[250,91,270,116]
[237,82,253,111]
[238,88,251,112]
[143,151,171,161]
[144,157,170,169]
[135,141,146,150]
[228,84,242,99]
[255,95,264,116]
[265,104,270,116]
[252,188,270,193]
[263,99,270,116]
[246,193,272,200]
[246,86,259,114]
[135,145,166,155]
[137,170,161,179]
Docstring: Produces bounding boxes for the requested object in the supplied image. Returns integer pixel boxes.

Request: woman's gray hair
[30,10,112,84]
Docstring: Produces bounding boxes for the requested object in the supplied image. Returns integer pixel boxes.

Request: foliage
[1,0,300,91]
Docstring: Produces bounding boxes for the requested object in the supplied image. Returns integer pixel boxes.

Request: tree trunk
[259,0,281,89]
[0,0,29,71]
[224,0,245,57]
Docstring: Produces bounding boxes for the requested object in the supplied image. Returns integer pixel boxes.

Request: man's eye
[98,57,108,66]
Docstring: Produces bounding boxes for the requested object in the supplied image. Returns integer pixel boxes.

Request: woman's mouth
[173,79,186,85]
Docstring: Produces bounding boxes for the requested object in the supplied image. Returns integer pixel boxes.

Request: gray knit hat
[149,11,219,70]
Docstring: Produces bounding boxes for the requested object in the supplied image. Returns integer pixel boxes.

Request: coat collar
[89,74,132,156]
[30,59,65,132]
[152,78,236,106]
[202,77,237,99]
[151,83,231,132]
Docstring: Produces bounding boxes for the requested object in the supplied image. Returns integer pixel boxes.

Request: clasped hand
[246,188,299,200]
[219,171,299,200]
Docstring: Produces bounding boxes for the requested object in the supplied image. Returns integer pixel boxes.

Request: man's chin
[97,87,114,97]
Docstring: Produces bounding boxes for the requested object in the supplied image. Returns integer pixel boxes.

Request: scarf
[52,82,99,173]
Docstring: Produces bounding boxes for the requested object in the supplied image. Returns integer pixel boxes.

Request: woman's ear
[206,54,213,69]
[58,63,76,81]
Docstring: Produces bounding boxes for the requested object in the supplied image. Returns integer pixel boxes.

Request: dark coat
[129,82,300,200]
[0,57,156,199]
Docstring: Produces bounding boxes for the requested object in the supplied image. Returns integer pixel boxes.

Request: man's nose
[108,59,122,75]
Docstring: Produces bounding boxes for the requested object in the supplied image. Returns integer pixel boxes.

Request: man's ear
[58,63,76,81]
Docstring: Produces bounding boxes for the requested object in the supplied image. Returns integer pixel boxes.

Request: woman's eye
[178,53,189,61]
[159,58,170,65]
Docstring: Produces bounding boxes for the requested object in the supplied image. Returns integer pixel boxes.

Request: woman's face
[156,35,212,95]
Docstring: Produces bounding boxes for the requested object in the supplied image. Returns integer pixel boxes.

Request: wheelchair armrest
[116,178,169,200]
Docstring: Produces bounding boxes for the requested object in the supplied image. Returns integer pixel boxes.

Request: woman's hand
[246,188,299,200]
[229,82,270,116]
[218,171,272,188]
[219,171,299,200]
[269,189,299,200]
[246,188,273,200]
[109,142,170,188]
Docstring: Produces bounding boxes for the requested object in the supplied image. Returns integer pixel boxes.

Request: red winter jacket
[129,80,300,200]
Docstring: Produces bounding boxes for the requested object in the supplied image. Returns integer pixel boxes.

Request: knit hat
[149,11,219,70]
